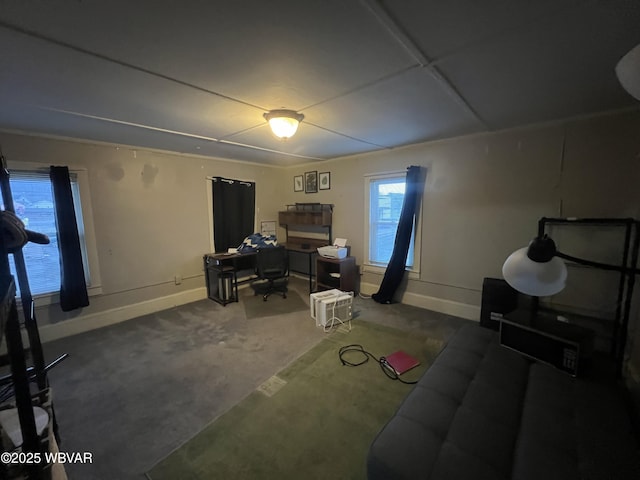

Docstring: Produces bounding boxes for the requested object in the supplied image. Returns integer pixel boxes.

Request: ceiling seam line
[40,107,322,161]
[426,0,596,68]
[0,21,268,113]
[421,66,490,129]
[216,139,323,160]
[304,122,392,149]
[360,0,490,129]
[218,123,266,141]
[41,106,221,141]
[359,0,429,67]
[298,64,420,111]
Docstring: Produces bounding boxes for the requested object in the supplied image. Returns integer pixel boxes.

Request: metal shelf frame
[538,217,639,377]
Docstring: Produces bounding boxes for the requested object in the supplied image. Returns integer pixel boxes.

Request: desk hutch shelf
[279,204,334,292]
[278,203,333,246]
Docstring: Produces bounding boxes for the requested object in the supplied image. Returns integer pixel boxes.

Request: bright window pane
[6,172,88,297]
[369,177,414,267]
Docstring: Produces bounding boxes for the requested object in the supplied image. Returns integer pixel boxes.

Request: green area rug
[146,321,444,480]
[243,288,308,319]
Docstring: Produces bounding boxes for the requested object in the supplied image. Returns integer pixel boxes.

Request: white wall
[283,109,640,361]
[285,110,639,305]
[0,132,283,340]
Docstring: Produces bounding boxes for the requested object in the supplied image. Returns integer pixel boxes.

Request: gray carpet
[44,279,327,480]
[243,288,308,319]
[40,277,471,479]
[147,320,444,480]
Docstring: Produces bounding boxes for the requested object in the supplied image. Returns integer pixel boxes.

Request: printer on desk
[317,238,348,259]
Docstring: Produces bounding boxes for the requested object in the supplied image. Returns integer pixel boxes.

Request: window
[364,172,421,273]
[6,170,96,298]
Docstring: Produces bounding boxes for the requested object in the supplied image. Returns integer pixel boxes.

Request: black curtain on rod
[50,166,89,312]
[212,177,256,252]
[372,165,424,304]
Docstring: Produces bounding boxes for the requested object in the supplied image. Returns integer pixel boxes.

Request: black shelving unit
[0,276,54,479]
[0,154,67,478]
[537,217,639,377]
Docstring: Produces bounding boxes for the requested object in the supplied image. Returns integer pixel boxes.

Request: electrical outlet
[174,275,182,285]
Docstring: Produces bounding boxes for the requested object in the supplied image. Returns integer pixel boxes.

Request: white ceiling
[1,0,639,166]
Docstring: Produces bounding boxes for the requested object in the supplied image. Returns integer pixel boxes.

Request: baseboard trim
[38,281,478,343]
[360,281,480,321]
[39,287,208,343]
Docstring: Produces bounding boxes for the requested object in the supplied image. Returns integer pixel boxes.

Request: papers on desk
[334,238,347,247]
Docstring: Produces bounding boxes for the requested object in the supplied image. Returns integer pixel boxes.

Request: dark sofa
[367,324,640,480]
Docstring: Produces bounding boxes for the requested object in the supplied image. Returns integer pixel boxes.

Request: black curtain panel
[50,166,89,312]
[372,165,424,304]
[212,177,256,252]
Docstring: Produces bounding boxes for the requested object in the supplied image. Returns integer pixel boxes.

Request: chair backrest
[256,246,288,279]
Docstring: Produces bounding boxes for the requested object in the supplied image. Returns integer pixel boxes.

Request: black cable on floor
[338,344,418,385]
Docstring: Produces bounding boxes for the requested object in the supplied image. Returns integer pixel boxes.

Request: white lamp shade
[616,43,640,101]
[502,247,567,297]
[268,116,300,139]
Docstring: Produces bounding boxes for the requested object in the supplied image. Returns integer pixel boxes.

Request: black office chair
[251,246,288,301]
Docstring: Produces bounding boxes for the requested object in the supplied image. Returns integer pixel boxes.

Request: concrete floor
[40,277,471,479]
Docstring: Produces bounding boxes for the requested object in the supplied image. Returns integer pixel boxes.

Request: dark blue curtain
[50,166,89,312]
[372,165,424,304]
[212,177,256,252]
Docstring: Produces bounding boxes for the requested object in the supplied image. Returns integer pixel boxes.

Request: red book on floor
[384,350,420,375]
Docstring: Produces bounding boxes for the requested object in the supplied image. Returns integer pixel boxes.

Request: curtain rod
[206,176,254,186]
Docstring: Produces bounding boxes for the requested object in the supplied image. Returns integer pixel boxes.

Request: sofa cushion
[368,324,528,480]
[367,323,640,480]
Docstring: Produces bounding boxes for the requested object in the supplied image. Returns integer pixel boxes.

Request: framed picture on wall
[294,175,303,192]
[304,171,318,193]
[319,172,331,190]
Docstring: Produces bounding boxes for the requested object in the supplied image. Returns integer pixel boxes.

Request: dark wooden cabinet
[315,256,357,293]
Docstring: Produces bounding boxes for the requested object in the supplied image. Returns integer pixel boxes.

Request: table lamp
[502,234,639,297]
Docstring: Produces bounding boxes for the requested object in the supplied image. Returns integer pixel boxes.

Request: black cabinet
[480,277,518,331]
[204,255,238,305]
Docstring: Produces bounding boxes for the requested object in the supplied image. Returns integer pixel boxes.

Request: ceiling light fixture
[263,109,304,139]
[616,43,640,101]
